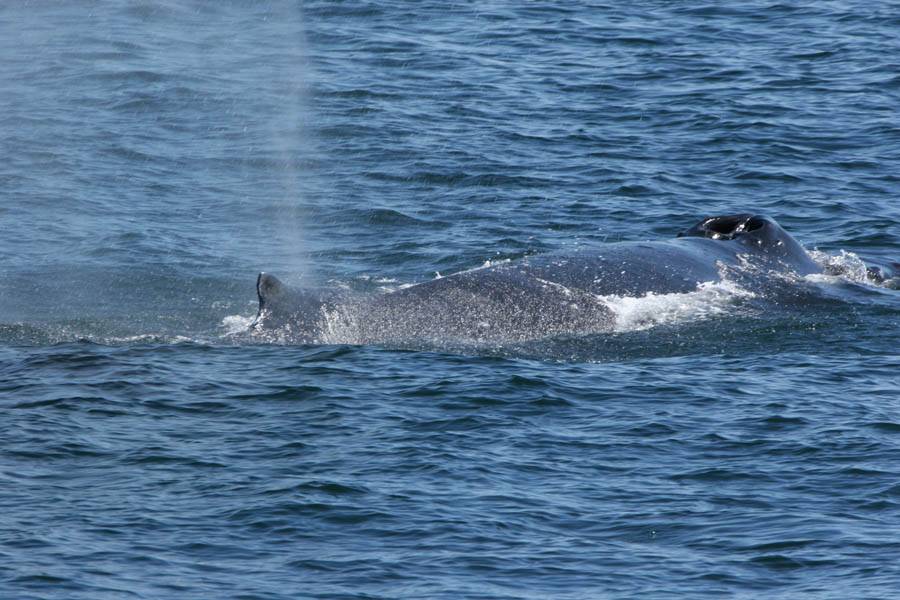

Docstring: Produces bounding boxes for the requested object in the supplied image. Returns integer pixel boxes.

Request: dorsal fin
[257,272,285,309]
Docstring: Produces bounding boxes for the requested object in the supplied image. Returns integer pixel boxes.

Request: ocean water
[1,1,899,598]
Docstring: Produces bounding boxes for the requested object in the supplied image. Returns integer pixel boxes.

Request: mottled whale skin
[252,214,823,344]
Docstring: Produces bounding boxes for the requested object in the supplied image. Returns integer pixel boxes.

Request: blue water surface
[1,2,899,598]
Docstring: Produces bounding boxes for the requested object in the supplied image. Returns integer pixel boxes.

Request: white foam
[221,314,255,336]
[598,279,756,332]
[806,249,873,286]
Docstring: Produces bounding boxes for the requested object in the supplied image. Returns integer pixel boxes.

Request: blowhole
[704,215,747,236]
[679,214,768,240]
[744,216,767,232]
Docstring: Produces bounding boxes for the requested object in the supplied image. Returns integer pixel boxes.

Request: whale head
[678,214,819,274]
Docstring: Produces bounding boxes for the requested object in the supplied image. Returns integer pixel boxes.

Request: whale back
[250,215,826,344]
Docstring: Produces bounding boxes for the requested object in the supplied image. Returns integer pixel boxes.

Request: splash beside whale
[249,214,895,345]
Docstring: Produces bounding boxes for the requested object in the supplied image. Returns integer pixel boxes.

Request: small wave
[0,322,204,347]
[103,334,196,344]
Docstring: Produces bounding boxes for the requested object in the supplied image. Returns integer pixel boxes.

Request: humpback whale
[250,214,883,345]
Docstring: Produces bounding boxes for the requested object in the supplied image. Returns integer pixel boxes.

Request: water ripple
[1,1,899,598]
